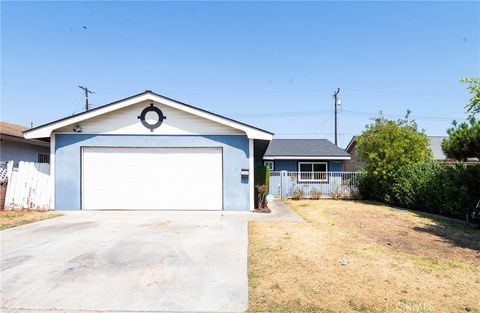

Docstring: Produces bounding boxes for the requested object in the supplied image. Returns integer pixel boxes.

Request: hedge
[358,162,480,219]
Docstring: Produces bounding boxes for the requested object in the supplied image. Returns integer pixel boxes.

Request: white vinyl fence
[3,161,52,210]
[269,171,361,199]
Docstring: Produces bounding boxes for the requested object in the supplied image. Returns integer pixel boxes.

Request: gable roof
[24,90,274,140]
[0,121,49,147]
[345,135,357,152]
[264,139,351,160]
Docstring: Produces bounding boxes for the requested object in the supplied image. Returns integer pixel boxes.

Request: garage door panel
[82,147,222,210]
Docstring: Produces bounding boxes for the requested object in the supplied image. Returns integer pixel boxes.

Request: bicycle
[466,200,480,228]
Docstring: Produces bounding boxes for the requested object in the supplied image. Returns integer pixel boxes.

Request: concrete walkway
[1,201,302,313]
[249,200,304,222]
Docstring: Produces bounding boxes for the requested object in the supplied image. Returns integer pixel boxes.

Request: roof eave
[24,91,274,140]
[0,133,50,147]
[263,156,351,160]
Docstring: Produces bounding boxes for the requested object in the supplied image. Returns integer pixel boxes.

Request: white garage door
[82,147,223,211]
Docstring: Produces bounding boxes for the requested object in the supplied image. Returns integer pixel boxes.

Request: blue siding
[55,134,250,211]
[0,140,49,165]
[330,161,343,171]
[274,160,298,171]
[271,159,344,172]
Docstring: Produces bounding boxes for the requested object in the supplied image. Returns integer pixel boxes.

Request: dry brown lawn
[0,210,61,230]
[248,200,480,313]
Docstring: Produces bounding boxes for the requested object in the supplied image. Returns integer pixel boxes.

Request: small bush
[291,188,305,200]
[256,184,269,209]
[310,188,323,200]
[331,185,342,200]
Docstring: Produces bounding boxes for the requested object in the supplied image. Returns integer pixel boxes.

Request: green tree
[441,117,480,160]
[356,113,432,202]
[460,77,480,115]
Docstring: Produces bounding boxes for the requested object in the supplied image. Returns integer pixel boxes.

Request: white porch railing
[269,171,362,199]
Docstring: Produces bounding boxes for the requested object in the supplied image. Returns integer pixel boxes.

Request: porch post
[50,133,55,210]
[249,139,255,211]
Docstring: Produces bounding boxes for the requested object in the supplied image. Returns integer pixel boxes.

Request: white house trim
[50,134,55,210]
[263,156,351,160]
[249,139,254,211]
[24,91,273,141]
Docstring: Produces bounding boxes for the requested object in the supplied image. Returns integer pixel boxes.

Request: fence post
[280,171,288,199]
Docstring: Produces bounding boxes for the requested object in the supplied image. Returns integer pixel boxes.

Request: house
[263,139,351,172]
[262,139,354,198]
[24,90,273,211]
[344,136,366,171]
[0,121,50,165]
[429,136,479,164]
[429,136,449,161]
[344,135,479,171]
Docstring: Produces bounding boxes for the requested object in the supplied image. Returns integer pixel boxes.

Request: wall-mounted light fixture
[73,125,82,133]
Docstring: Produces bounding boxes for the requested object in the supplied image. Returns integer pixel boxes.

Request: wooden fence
[3,161,52,210]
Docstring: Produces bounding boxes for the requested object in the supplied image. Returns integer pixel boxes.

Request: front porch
[269,171,361,199]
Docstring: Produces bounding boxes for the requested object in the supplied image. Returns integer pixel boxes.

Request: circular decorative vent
[137,103,167,131]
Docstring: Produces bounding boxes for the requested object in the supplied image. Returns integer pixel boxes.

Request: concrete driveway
[1,211,248,313]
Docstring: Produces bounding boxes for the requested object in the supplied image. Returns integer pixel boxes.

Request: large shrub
[392,162,480,219]
[356,114,432,203]
[442,117,480,161]
[460,76,480,116]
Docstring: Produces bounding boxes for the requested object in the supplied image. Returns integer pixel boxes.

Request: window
[298,162,327,182]
[264,161,274,171]
[37,154,50,164]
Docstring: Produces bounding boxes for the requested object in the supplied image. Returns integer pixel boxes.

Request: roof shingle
[264,139,350,157]
[0,121,28,138]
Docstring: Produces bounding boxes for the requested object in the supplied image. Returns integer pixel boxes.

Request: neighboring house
[344,136,366,171]
[429,136,449,161]
[263,139,351,173]
[429,135,479,164]
[24,90,273,212]
[344,135,479,171]
[0,121,50,165]
[262,139,354,199]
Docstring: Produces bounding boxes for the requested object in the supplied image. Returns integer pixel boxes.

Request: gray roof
[264,139,351,157]
[429,136,447,160]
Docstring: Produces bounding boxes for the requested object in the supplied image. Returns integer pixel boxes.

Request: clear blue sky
[2,1,479,148]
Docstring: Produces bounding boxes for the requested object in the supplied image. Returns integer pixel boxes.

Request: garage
[24,90,273,211]
[82,147,223,211]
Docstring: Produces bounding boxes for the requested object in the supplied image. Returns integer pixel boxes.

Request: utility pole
[78,86,94,111]
[333,88,341,146]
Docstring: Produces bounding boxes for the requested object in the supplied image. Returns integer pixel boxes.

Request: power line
[226,109,465,121]
[228,109,331,118]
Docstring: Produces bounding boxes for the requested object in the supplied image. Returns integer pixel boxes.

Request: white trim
[24,92,273,140]
[345,136,357,152]
[50,134,55,210]
[263,156,350,160]
[298,161,328,182]
[263,160,274,171]
[45,132,248,136]
[249,139,254,211]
